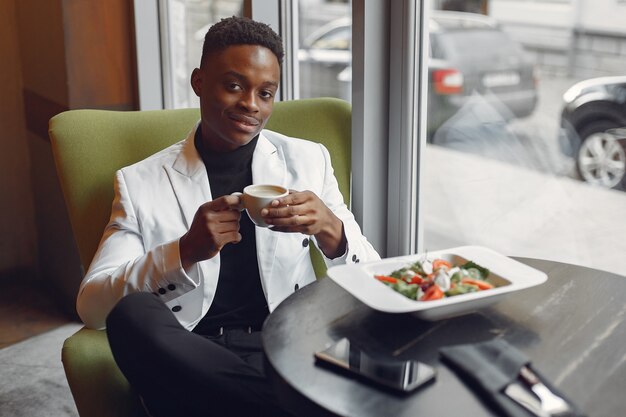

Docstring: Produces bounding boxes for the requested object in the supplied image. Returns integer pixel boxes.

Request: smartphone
[314,338,436,393]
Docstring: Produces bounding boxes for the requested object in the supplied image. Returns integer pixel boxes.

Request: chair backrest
[49,97,351,277]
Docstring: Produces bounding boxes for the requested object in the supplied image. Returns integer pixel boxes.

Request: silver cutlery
[518,365,572,416]
[504,381,550,417]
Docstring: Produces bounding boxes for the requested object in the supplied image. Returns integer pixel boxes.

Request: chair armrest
[61,327,147,417]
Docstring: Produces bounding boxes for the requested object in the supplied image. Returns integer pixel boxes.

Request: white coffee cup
[233,184,289,227]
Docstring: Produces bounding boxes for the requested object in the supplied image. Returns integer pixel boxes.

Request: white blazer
[77,126,380,330]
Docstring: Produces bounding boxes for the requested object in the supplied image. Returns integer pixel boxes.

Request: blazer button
[171,305,182,312]
[352,254,357,262]
[167,284,176,291]
[294,284,300,291]
[158,288,166,295]
[302,238,309,247]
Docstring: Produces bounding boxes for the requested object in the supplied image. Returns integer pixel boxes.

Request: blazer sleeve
[312,143,381,267]
[76,170,199,330]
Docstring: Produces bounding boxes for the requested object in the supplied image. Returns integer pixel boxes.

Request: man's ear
[190,68,202,97]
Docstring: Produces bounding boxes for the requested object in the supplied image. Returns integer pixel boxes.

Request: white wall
[490,0,573,28]
[491,0,626,34]
[579,0,626,34]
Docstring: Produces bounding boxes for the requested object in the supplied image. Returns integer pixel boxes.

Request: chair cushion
[61,327,147,417]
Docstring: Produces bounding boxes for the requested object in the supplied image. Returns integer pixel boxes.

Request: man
[78,16,379,417]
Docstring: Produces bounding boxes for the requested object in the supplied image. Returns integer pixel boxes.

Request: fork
[519,366,573,416]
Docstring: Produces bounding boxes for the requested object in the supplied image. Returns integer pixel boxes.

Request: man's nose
[238,91,260,112]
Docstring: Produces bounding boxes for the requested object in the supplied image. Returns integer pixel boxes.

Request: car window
[311,26,350,50]
[436,30,523,60]
[430,35,443,59]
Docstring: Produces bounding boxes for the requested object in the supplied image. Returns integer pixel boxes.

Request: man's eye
[260,90,274,99]
[227,83,242,91]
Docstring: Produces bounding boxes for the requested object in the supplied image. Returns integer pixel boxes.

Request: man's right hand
[179,194,242,270]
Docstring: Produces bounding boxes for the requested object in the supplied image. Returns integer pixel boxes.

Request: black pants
[106,292,292,417]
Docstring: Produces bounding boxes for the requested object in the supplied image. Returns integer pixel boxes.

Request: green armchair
[49,98,352,417]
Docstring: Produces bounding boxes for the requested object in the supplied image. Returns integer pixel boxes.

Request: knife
[518,365,572,416]
[504,382,549,417]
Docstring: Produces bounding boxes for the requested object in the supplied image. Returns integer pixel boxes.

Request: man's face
[191,44,280,153]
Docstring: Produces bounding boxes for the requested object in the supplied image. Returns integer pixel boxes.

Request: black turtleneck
[191,127,269,335]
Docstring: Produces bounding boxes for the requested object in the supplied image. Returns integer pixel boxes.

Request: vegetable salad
[374,258,493,301]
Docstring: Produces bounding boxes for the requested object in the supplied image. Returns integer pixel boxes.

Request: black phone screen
[314,338,436,393]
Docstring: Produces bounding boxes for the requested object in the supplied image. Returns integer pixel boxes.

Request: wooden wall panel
[15,0,68,106]
[17,0,139,140]
[11,0,140,311]
[0,0,38,274]
[63,0,138,109]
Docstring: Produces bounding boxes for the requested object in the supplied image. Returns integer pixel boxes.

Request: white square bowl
[326,246,547,320]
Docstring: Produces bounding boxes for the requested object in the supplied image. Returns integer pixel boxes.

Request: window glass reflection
[424,0,626,275]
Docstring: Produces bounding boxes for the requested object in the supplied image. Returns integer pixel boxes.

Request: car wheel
[576,121,626,189]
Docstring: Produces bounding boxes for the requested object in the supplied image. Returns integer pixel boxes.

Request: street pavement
[423,144,626,277]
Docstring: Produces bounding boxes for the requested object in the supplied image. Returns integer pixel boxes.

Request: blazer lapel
[165,127,212,229]
[252,133,285,186]
[252,133,286,297]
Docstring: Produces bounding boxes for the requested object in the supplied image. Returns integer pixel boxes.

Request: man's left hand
[261,190,347,258]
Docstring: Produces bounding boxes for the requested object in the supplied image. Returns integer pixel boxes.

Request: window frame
[133,0,164,110]
[350,0,429,257]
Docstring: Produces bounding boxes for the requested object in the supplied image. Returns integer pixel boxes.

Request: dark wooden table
[262,258,626,417]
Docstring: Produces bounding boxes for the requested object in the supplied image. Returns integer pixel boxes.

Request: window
[422,1,626,275]
[292,0,626,274]
[136,0,626,275]
[297,0,351,101]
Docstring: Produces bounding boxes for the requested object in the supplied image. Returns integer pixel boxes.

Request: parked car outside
[560,76,626,189]
[298,11,539,138]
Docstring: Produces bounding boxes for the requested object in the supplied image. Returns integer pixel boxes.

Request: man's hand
[179,195,242,270]
[261,190,347,258]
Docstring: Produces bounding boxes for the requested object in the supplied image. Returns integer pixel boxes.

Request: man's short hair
[201,16,284,66]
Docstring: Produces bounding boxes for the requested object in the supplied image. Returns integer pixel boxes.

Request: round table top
[262,257,626,417]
